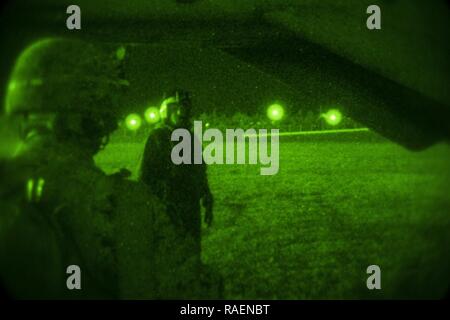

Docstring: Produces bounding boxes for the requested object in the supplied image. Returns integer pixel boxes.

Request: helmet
[159,89,191,127]
[4,38,128,149]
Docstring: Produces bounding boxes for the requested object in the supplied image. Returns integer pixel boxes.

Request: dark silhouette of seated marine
[0,39,219,299]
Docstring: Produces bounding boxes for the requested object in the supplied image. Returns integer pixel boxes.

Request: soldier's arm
[200,160,214,227]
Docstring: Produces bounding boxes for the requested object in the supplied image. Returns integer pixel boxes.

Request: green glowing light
[27,179,34,202]
[125,113,142,131]
[26,177,45,202]
[323,109,343,126]
[116,46,126,61]
[36,178,45,200]
[144,107,160,124]
[267,104,285,121]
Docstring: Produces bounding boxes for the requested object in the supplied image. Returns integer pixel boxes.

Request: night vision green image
[0,0,450,300]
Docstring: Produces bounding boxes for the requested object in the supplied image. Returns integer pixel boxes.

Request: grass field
[95,133,450,299]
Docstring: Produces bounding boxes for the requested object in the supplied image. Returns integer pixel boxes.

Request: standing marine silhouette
[140,89,214,256]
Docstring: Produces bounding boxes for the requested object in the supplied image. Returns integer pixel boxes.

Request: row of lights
[125,107,160,131]
[125,104,343,131]
[267,105,343,126]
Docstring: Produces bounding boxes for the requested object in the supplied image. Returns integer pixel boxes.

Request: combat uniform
[0,38,219,299]
[140,123,212,256]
